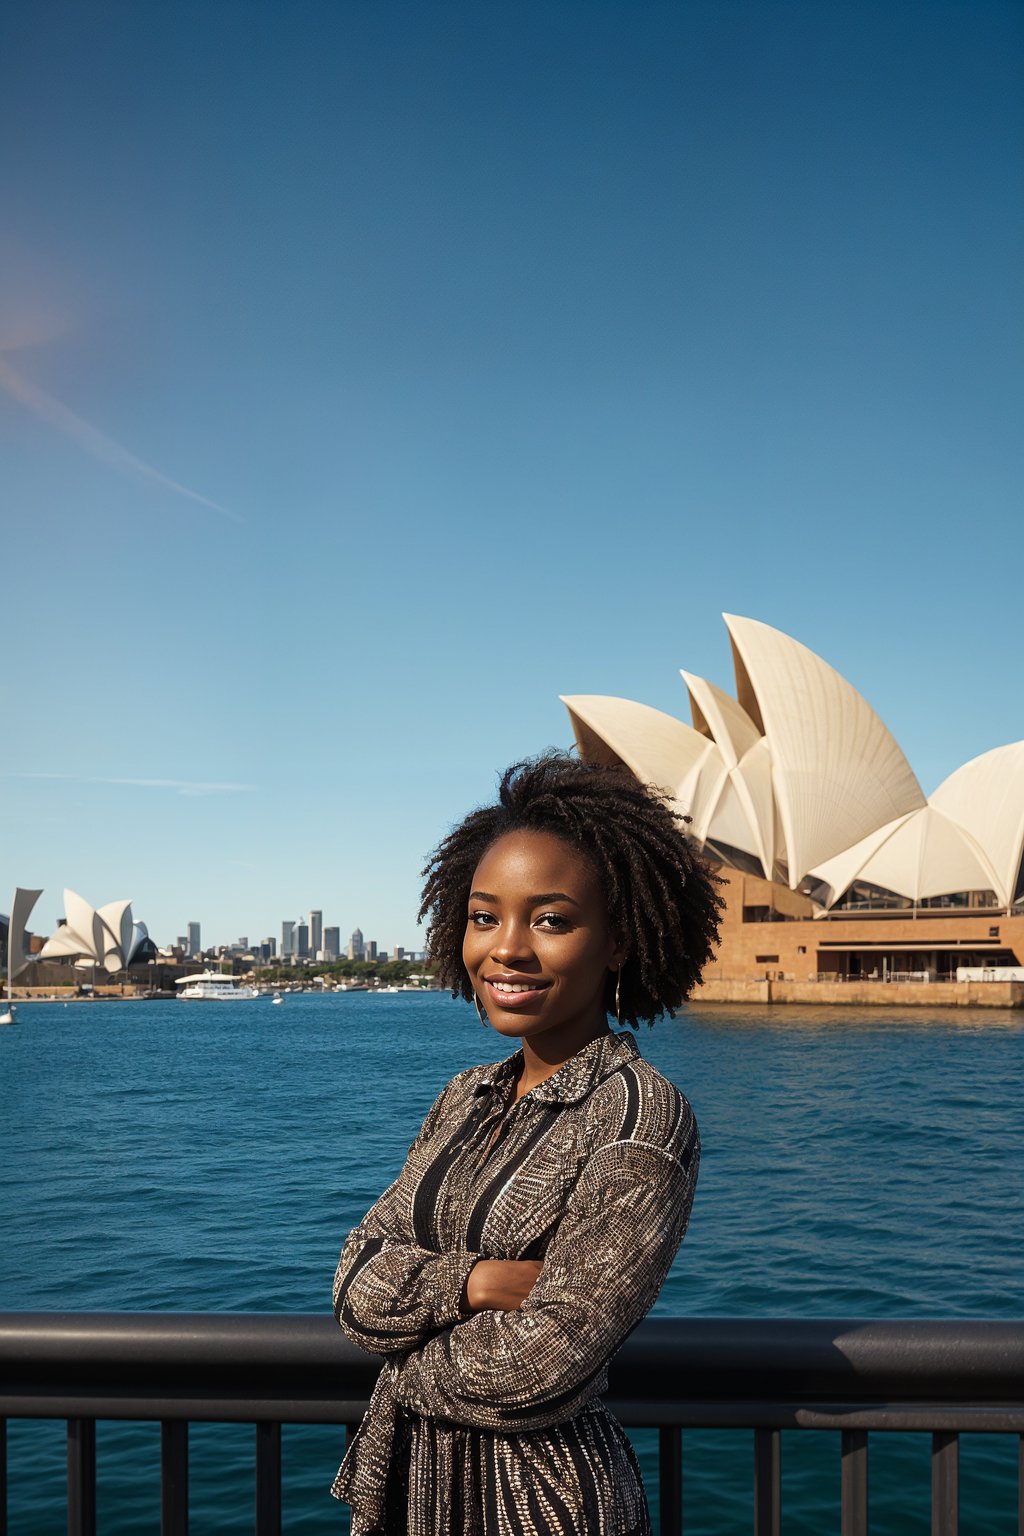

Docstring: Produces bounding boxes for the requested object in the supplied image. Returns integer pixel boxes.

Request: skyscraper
[297,921,310,960]
[348,927,364,960]
[281,920,295,958]
[309,910,323,957]
[324,926,340,960]
[187,922,201,957]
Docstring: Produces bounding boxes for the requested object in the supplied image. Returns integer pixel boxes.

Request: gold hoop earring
[615,967,622,1028]
[474,993,488,1027]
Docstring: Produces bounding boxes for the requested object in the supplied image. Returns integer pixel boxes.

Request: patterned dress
[332,1029,699,1535]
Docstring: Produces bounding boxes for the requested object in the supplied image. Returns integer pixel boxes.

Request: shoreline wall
[693,978,1024,1008]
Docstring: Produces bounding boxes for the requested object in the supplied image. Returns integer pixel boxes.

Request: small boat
[0,1003,15,1026]
[272,993,284,1005]
[174,972,261,1001]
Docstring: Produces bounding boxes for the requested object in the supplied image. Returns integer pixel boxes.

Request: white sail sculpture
[38,890,150,972]
[562,615,1024,914]
[6,887,43,981]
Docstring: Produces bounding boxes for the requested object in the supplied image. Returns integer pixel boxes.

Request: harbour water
[2,994,1021,1533]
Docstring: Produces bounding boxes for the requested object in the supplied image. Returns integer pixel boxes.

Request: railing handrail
[1,1313,1021,1431]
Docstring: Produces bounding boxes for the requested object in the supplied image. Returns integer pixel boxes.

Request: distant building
[365,939,378,961]
[348,927,364,960]
[187,922,201,957]
[324,926,340,958]
[394,947,405,963]
[263,936,277,959]
[297,921,310,960]
[238,936,248,951]
[309,910,323,957]
[281,920,295,958]
[176,935,187,953]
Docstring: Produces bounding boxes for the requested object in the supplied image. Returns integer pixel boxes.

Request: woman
[332,754,721,1535]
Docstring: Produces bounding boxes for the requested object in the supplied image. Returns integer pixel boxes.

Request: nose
[489,918,536,968]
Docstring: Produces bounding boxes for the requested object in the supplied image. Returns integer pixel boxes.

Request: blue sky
[3,0,1021,951]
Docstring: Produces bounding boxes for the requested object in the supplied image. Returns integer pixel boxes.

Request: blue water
[2,995,1021,1532]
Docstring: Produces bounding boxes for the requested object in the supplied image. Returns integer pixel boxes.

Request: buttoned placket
[470,1077,522,1173]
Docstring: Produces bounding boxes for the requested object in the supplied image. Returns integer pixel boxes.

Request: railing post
[66,1418,96,1536]
[753,1428,780,1536]
[841,1429,868,1536]
[659,1426,683,1536]
[0,1418,7,1536]
[255,1421,281,1536]
[931,1431,959,1536]
[160,1421,188,1536]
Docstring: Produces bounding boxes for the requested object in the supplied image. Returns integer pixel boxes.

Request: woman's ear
[608,934,629,972]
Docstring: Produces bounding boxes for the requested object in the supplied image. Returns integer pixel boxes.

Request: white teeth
[493,981,538,993]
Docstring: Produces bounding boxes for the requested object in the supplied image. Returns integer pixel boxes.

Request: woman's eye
[535,912,570,931]
[468,911,497,927]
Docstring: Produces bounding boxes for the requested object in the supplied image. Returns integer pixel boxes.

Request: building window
[989,926,1000,938]
[755,954,779,965]
[797,945,807,955]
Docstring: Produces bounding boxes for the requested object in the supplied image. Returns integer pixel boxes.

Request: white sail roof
[561,695,714,797]
[681,671,761,768]
[561,618,1024,908]
[679,672,779,873]
[7,887,42,981]
[38,889,146,970]
[561,694,769,865]
[810,806,1004,907]
[724,614,926,885]
[929,742,1024,910]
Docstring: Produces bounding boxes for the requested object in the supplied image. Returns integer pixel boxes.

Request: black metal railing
[0,1313,1021,1535]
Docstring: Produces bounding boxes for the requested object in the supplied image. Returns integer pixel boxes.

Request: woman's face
[463,828,625,1055]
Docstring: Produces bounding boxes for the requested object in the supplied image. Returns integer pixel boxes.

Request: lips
[483,976,551,1008]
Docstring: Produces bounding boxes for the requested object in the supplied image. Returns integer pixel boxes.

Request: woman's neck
[514,1019,610,1098]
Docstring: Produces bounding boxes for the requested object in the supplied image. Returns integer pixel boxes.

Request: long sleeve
[392,1105,699,1430]
[333,1079,481,1354]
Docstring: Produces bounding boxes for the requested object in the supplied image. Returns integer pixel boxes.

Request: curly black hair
[419,753,723,1028]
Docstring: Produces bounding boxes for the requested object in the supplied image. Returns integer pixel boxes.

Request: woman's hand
[465,1259,543,1312]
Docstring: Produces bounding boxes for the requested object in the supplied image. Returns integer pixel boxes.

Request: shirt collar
[473,1030,640,1107]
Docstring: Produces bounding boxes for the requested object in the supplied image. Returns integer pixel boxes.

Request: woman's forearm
[465,1259,543,1312]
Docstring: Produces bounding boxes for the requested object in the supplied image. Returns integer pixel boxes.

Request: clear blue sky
[3,0,1021,950]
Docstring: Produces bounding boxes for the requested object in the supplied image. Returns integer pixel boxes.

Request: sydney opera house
[3,888,155,988]
[563,615,1024,994]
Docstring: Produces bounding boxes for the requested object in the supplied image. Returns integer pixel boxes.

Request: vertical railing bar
[0,1417,7,1536]
[753,1428,780,1536]
[255,1421,281,1536]
[1017,1433,1022,1536]
[66,1418,96,1536]
[931,1430,959,1536]
[659,1426,683,1536]
[841,1429,868,1536]
[160,1420,189,1536]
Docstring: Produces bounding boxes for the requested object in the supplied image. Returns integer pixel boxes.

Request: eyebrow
[468,890,581,907]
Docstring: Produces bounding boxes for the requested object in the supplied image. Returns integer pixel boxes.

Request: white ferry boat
[175,972,261,1001]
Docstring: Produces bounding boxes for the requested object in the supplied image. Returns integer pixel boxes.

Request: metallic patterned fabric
[332,1029,699,1535]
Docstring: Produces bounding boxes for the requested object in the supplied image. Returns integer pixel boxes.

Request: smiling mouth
[484,977,551,1005]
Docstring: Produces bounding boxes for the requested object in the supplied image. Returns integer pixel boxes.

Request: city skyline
[4,1,1021,943]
